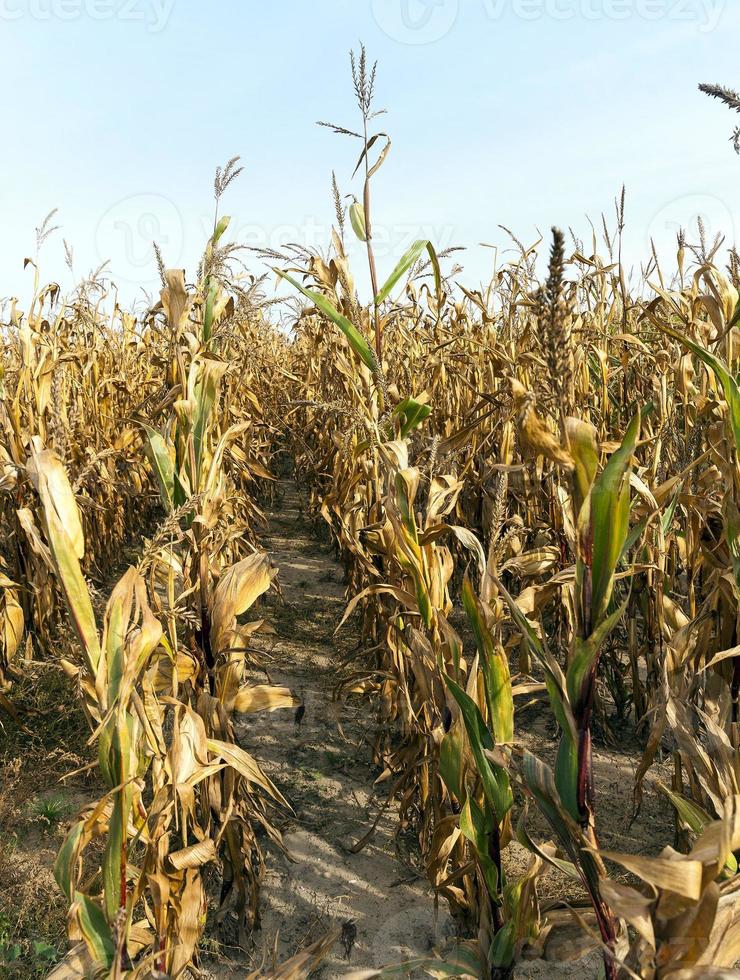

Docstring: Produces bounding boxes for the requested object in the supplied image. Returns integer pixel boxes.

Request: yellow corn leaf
[207,737,290,808]
[210,553,275,655]
[28,447,85,559]
[599,877,655,948]
[232,684,300,714]
[599,848,703,900]
[168,839,217,871]
[160,268,193,333]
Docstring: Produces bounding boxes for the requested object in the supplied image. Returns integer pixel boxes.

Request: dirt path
[236,478,452,977]
[214,475,674,978]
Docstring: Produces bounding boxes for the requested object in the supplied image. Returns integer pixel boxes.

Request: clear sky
[2,0,739,308]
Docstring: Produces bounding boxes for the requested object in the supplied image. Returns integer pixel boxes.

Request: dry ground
[0,476,675,978]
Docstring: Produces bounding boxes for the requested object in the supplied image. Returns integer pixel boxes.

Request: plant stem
[361,114,381,364]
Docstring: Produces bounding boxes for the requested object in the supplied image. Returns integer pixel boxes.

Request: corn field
[4,49,740,980]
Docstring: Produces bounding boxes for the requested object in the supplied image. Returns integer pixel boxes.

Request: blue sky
[2,0,739,307]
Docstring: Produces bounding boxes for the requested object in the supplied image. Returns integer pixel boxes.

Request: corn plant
[28,445,292,977]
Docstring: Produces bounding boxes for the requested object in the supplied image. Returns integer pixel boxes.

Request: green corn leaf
[349,199,367,241]
[98,711,135,789]
[658,323,740,456]
[461,575,513,746]
[75,893,114,968]
[620,479,681,561]
[731,296,740,329]
[141,422,176,512]
[521,751,586,876]
[567,417,599,516]
[212,214,230,245]
[414,574,433,630]
[275,269,376,371]
[566,597,630,714]
[489,921,517,970]
[104,595,125,705]
[102,720,133,924]
[459,793,493,852]
[657,782,712,834]
[523,753,613,908]
[516,806,579,881]
[662,481,683,536]
[586,411,640,625]
[374,239,441,306]
[495,578,576,744]
[103,786,126,923]
[655,782,738,873]
[54,820,85,902]
[522,750,572,840]
[394,471,419,542]
[620,512,650,561]
[460,796,500,898]
[445,675,512,819]
[191,356,227,485]
[554,732,580,823]
[394,396,431,437]
[98,720,115,789]
[203,278,219,343]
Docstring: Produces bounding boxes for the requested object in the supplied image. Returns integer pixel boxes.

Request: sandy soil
[230,480,453,977]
